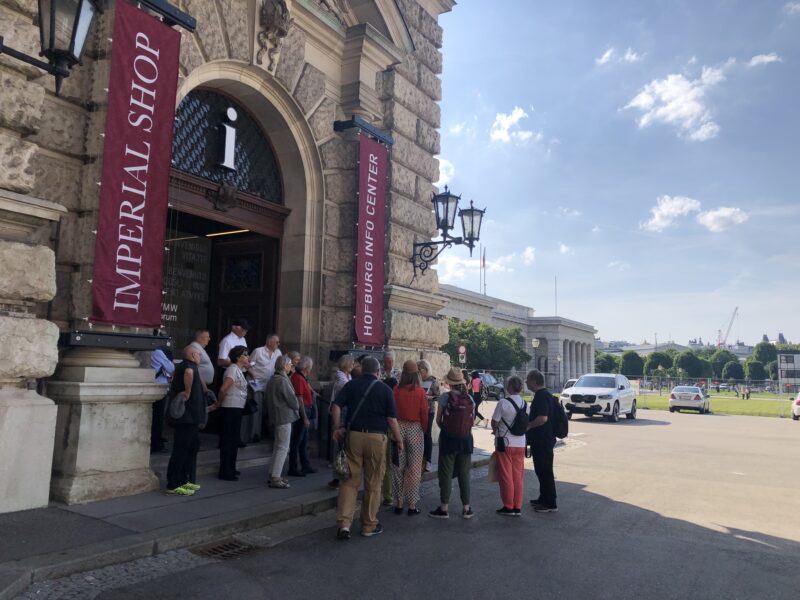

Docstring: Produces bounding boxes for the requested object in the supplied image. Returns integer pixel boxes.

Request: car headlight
[561,394,570,400]
[599,394,613,400]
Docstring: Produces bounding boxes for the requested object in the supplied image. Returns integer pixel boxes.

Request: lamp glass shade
[432,188,459,233]
[38,0,97,66]
[459,201,485,247]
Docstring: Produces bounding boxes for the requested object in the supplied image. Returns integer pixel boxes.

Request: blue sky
[434,0,800,346]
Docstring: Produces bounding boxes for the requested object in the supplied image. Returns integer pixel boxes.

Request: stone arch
[176,62,325,355]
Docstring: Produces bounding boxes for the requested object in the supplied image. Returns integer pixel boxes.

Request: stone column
[47,347,166,504]
[0,191,65,513]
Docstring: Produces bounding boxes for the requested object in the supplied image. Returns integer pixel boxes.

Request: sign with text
[90,0,181,327]
[354,136,388,345]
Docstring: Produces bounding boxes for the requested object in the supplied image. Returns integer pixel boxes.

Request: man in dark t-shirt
[526,369,558,512]
[331,357,402,540]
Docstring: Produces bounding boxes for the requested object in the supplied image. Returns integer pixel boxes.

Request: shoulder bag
[333,380,378,481]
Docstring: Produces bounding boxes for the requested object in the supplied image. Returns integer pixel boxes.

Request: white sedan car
[560,374,637,422]
[792,393,800,421]
[669,386,709,414]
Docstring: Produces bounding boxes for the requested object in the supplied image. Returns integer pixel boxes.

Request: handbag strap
[345,379,379,432]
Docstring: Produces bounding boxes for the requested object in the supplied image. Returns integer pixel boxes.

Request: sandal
[268,478,290,489]
[407,507,421,516]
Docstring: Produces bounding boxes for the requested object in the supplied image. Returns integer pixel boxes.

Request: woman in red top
[391,360,429,515]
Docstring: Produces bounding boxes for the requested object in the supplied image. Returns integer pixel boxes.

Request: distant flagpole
[555,275,558,316]
[478,243,482,294]
[482,247,487,295]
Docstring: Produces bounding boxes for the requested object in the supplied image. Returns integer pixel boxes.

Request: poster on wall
[90,0,181,327]
[354,135,388,346]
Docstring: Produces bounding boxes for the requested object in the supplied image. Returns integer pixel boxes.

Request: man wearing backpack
[525,369,558,513]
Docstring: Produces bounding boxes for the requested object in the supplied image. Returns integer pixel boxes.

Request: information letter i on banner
[355,136,388,345]
[89,0,181,327]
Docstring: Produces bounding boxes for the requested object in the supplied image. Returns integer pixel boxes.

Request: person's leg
[220,408,238,478]
[495,450,514,508]
[360,433,387,533]
[533,443,556,507]
[381,437,393,504]
[510,447,525,509]
[218,408,230,478]
[336,432,364,531]
[253,391,265,440]
[151,395,167,451]
[391,424,406,508]
[230,408,243,472]
[166,425,190,489]
[270,423,292,480]
[298,415,311,471]
[437,452,455,507]
[403,423,424,508]
[531,445,545,502]
[240,408,253,446]
[423,412,434,465]
[456,453,472,507]
[288,418,302,474]
[185,426,200,486]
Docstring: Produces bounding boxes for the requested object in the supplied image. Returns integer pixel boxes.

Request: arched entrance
[163,63,325,361]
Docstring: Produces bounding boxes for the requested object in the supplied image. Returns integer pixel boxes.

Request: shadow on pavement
[99,476,800,600]
[572,416,671,427]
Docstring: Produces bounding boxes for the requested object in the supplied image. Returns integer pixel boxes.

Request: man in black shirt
[526,369,558,512]
[331,357,403,539]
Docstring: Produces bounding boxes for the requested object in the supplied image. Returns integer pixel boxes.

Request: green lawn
[637,394,795,418]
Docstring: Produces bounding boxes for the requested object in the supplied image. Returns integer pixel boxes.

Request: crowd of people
[150,319,561,538]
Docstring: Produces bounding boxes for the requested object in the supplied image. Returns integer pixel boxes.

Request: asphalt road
[100,410,800,600]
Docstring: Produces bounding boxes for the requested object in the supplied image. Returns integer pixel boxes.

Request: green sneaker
[165,486,194,496]
[181,483,201,492]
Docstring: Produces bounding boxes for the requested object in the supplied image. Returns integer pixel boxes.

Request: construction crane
[716,307,738,348]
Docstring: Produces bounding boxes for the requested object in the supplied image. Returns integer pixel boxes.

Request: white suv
[560,373,637,422]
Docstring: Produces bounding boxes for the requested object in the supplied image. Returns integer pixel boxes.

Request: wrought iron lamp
[0,1,103,95]
[411,186,486,276]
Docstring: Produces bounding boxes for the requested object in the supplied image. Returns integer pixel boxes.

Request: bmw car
[560,373,637,422]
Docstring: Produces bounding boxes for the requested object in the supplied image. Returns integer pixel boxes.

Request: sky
[433,0,800,346]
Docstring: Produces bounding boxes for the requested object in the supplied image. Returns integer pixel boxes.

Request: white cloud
[596,47,615,65]
[591,225,602,233]
[696,207,749,232]
[434,253,515,283]
[558,206,582,218]
[747,53,782,68]
[558,243,572,255]
[449,122,466,135]
[489,107,536,144]
[784,2,800,16]
[622,47,643,63]
[688,56,698,65]
[640,195,702,232]
[523,246,536,265]
[608,261,631,271]
[435,157,455,188]
[624,63,731,141]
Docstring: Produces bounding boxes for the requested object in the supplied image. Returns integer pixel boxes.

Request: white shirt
[492,394,528,448]
[218,331,247,363]
[249,347,282,390]
[189,341,215,385]
[222,365,248,408]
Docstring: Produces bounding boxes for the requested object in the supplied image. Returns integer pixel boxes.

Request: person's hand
[332,427,345,443]
[397,441,404,453]
[303,419,311,429]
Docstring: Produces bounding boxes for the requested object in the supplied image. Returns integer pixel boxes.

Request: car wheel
[566,411,573,421]
[608,402,620,423]
[792,413,799,421]
[626,400,637,420]
[669,407,675,413]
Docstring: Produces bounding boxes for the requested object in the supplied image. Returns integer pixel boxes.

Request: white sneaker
[425,461,432,472]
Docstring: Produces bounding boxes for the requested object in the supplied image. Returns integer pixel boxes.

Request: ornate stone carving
[206,181,239,212]
[257,0,294,72]
[315,0,349,26]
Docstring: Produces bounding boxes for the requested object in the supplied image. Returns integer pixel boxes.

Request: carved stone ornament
[314,0,349,26]
[257,0,294,72]
[206,181,239,212]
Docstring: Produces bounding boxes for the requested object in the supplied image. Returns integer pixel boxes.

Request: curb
[0,453,491,600]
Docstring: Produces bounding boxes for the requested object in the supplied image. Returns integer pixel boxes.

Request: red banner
[355,136,388,345]
[90,0,181,327]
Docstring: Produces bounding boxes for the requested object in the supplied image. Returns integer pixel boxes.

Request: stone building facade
[438,284,597,387]
[0,0,454,513]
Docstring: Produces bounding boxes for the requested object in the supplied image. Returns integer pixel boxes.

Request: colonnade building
[0,0,454,514]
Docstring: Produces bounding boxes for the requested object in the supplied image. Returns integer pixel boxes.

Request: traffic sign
[458,353,466,364]
[458,345,466,354]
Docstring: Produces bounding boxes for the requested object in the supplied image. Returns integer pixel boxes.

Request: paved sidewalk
[0,435,494,600]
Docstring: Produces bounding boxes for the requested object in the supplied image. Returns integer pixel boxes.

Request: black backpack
[502,396,529,436]
[550,394,569,439]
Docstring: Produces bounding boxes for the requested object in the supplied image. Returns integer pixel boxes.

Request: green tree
[644,351,672,374]
[442,320,531,370]
[711,349,739,378]
[745,360,766,381]
[674,351,704,378]
[722,360,744,380]
[595,351,620,373]
[698,358,714,378]
[751,342,777,365]
[620,350,644,377]
[766,360,778,381]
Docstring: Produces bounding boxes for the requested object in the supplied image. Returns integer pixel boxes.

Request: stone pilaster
[47,348,166,504]
[0,188,66,514]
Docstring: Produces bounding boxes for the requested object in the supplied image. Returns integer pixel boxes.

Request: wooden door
[208,234,280,360]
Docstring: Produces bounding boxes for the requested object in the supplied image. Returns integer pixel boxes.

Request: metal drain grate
[190,539,258,560]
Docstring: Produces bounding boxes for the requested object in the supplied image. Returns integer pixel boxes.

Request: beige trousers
[336,431,387,532]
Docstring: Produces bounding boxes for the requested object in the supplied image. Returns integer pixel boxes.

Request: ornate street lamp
[0,1,102,95]
[411,186,486,276]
